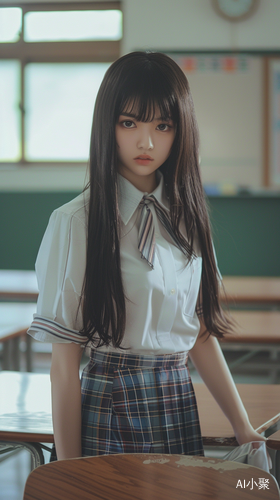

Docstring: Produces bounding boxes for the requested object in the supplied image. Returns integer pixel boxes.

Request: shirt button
[170,289,175,295]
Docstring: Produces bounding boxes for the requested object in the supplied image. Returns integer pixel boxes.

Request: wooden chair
[23,453,280,500]
[0,328,29,371]
[0,303,36,371]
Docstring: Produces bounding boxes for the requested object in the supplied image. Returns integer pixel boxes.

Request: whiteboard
[170,54,263,188]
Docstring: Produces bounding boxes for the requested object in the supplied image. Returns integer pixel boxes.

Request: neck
[119,171,158,193]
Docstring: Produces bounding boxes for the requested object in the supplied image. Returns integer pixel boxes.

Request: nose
[137,129,154,151]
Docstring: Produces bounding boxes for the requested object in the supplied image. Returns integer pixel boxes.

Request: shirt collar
[117,170,169,226]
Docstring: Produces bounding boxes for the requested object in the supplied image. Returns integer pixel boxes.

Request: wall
[122,0,280,53]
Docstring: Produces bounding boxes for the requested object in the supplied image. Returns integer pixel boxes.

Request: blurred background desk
[218,307,280,383]
[0,270,38,302]
[0,270,38,371]
[0,303,36,371]
[222,276,280,307]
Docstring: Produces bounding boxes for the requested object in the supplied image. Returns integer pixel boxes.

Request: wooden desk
[23,453,280,500]
[195,384,280,446]
[221,310,280,344]
[0,303,36,371]
[1,372,279,468]
[222,276,280,305]
[218,310,280,381]
[0,270,38,301]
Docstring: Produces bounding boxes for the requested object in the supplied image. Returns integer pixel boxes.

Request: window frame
[0,2,121,166]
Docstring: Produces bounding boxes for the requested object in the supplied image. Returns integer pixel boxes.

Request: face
[115,107,176,192]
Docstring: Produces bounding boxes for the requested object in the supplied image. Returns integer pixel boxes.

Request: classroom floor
[0,347,279,500]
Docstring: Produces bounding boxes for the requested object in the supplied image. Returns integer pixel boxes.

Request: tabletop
[222,276,280,304]
[23,453,280,500]
[221,310,280,344]
[0,372,279,446]
[0,270,38,301]
[194,383,280,445]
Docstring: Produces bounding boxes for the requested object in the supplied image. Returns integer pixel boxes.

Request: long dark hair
[81,51,231,348]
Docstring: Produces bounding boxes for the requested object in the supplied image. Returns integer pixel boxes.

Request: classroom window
[24,10,122,42]
[0,61,21,161]
[0,2,121,165]
[25,63,110,161]
[0,7,22,43]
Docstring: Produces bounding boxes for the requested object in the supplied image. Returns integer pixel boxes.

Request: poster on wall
[270,59,280,186]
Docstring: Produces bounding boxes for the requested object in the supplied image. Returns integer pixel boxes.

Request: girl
[28,51,265,460]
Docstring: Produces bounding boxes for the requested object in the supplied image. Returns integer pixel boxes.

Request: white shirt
[28,172,202,354]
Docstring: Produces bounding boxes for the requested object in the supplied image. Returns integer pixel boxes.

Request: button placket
[155,225,177,344]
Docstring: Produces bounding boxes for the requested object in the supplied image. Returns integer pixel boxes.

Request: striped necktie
[138,194,190,268]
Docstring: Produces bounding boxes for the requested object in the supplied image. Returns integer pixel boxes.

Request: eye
[157,123,171,132]
[122,120,135,129]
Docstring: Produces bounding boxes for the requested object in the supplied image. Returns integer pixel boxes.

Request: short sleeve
[27,206,88,344]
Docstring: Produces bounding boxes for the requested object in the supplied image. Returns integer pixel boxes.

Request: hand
[234,423,272,470]
[234,423,266,446]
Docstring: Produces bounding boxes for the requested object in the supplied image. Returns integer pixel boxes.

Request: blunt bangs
[115,63,179,124]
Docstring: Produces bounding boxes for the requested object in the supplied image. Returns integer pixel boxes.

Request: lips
[134,155,154,160]
[134,155,154,166]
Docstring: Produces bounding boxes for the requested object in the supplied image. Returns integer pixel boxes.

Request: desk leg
[2,342,10,370]
[26,335,33,372]
[0,442,45,470]
[2,339,20,370]
[11,338,20,371]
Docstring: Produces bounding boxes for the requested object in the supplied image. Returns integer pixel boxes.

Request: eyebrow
[119,112,172,122]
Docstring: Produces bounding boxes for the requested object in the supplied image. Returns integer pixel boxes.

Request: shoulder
[36,191,89,282]
[38,190,89,258]
[50,189,90,229]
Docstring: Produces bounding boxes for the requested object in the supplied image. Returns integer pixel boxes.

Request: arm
[50,342,83,460]
[189,321,266,445]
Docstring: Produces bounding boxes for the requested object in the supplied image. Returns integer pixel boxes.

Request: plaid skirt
[50,350,204,460]
[81,350,204,457]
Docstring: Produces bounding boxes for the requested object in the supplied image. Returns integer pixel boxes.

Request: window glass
[24,10,122,42]
[25,63,110,161]
[0,7,22,43]
[0,61,21,161]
